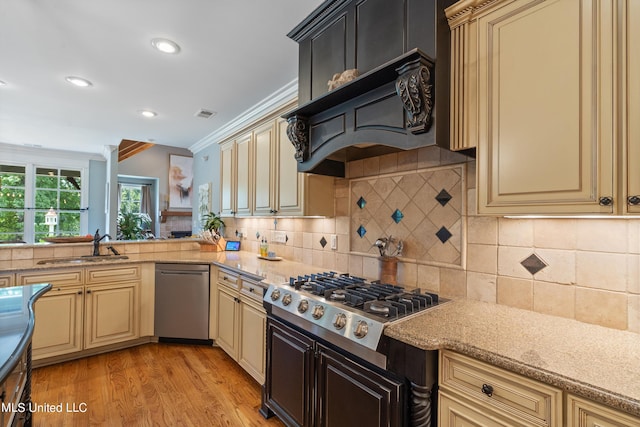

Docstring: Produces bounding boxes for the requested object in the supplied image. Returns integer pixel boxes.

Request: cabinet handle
[628,195,640,205]
[86,290,92,294]
[249,287,255,293]
[481,383,494,397]
[223,276,228,281]
[599,196,613,206]
[77,291,83,295]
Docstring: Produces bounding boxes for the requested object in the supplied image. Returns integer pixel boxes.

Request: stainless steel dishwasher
[155,263,212,344]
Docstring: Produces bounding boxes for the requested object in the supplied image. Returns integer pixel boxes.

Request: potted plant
[199,212,226,251]
[117,206,152,240]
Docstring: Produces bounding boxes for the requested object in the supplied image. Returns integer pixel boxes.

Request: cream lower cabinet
[446,0,627,215]
[438,350,562,427]
[213,267,266,384]
[18,264,142,361]
[439,350,640,427]
[0,273,13,287]
[566,394,640,427]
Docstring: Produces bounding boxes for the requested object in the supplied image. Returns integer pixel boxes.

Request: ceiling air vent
[195,109,216,119]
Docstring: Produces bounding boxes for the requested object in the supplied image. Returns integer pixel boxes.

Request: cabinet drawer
[440,350,562,426]
[17,269,83,286]
[217,268,239,289]
[566,394,640,427]
[86,265,141,283]
[241,279,265,303]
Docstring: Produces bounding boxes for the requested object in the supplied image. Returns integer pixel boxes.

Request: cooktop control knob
[353,320,369,339]
[311,305,325,320]
[282,293,292,306]
[297,299,309,313]
[332,313,347,330]
[270,289,281,301]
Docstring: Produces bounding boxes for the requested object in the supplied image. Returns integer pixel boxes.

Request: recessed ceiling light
[65,76,93,87]
[151,38,181,54]
[0,80,6,87]
[139,110,157,118]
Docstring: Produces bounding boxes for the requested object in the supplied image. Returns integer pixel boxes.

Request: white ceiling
[0,0,323,155]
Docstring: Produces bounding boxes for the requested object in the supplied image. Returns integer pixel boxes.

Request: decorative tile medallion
[521,253,547,275]
[435,189,452,206]
[349,164,465,267]
[320,236,327,248]
[391,209,404,224]
[357,196,367,209]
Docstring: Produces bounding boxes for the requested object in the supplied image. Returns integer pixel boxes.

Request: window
[34,168,83,242]
[0,163,87,243]
[119,184,142,214]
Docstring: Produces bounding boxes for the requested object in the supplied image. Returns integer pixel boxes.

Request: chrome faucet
[93,229,111,256]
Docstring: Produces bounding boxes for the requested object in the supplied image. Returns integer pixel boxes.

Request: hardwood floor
[31,343,284,427]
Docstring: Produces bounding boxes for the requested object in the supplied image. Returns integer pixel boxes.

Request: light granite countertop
[384,299,640,418]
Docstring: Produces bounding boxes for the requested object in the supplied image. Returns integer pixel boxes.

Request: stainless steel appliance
[154,263,211,344]
[261,272,447,427]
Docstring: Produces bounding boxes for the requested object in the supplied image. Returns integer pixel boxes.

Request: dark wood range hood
[284,0,457,177]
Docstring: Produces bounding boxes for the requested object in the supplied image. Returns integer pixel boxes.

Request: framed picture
[169,155,193,208]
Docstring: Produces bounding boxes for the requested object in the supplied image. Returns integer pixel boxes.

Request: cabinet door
[276,118,304,215]
[235,134,253,216]
[315,343,404,427]
[32,286,84,359]
[566,394,640,427]
[476,0,615,214]
[220,141,235,216]
[238,297,266,384]
[439,391,514,427]
[84,282,139,349]
[253,122,276,215]
[264,318,315,427]
[624,0,640,214]
[216,284,239,359]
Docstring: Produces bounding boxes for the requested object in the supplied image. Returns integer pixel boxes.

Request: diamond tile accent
[391,209,404,224]
[435,226,452,243]
[521,253,547,275]
[357,225,367,238]
[435,189,452,206]
[357,196,367,209]
[320,236,327,248]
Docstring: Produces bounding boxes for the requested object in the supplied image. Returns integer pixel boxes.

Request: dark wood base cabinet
[261,317,405,427]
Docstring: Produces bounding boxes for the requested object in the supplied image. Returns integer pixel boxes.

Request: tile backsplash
[226,145,639,334]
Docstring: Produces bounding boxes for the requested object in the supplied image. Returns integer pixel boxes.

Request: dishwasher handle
[158,270,209,276]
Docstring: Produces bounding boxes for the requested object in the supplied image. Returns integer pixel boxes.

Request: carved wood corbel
[286,115,309,162]
[395,58,434,134]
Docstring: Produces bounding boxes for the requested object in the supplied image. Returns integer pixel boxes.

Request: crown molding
[189,79,298,153]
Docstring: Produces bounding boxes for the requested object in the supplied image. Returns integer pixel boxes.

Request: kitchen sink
[37,255,129,265]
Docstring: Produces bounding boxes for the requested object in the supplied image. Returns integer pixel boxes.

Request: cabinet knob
[77,291,83,295]
[628,195,640,205]
[86,290,92,294]
[598,197,613,206]
[481,383,494,397]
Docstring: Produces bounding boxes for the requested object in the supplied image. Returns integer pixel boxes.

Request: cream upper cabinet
[218,106,335,217]
[447,0,622,215]
[220,141,235,216]
[253,122,276,215]
[623,0,640,214]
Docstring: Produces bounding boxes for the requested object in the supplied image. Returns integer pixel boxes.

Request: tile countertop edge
[383,299,640,418]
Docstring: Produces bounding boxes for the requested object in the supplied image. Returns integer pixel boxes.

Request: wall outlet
[272,230,287,244]
[330,234,337,250]
[235,228,246,239]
